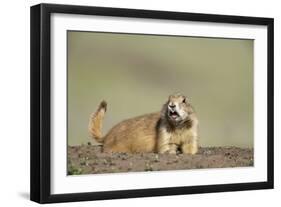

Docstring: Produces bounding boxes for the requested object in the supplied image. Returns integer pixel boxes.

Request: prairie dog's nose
[169,103,176,109]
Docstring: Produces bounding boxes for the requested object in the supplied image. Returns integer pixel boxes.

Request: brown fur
[88,94,199,154]
[88,100,107,143]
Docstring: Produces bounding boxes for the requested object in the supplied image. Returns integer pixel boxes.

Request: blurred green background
[67,31,253,148]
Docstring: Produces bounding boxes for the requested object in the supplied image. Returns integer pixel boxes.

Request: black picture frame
[30,3,274,204]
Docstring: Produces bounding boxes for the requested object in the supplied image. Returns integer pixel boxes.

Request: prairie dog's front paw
[181,142,198,155]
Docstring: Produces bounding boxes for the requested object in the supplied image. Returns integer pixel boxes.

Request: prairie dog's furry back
[88,93,199,154]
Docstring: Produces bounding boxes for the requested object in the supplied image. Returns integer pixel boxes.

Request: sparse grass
[68,165,83,175]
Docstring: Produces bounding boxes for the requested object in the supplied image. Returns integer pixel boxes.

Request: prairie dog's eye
[182,98,186,103]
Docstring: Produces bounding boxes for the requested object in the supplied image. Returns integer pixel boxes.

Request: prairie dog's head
[163,93,193,124]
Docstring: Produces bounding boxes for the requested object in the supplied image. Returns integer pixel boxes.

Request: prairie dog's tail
[88,100,107,143]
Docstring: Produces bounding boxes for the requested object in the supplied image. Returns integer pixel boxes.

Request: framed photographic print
[30,3,274,203]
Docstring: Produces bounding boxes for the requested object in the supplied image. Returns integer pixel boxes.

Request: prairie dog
[88,93,199,154]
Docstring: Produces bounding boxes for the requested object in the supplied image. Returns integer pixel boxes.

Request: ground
[67,144,253,175]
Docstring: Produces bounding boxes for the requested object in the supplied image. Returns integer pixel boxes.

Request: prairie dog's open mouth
[168,110,180,119]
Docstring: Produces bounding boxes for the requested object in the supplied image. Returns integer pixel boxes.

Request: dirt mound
[68,145,253,175]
